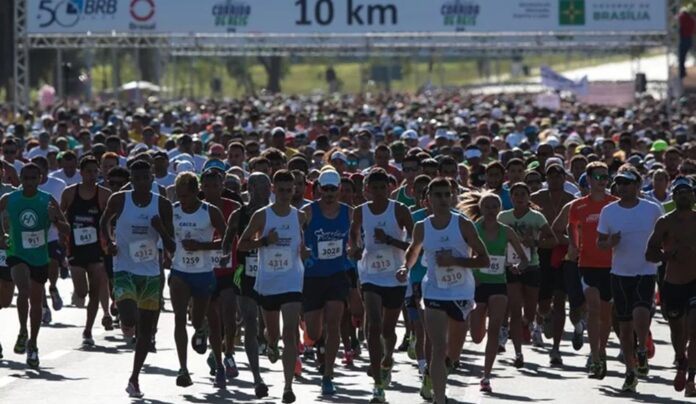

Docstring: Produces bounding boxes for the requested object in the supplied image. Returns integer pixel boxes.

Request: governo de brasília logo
[212,0,251,27]
[441,0,480,27]
[20,210,39,229]
[38,0,118,28]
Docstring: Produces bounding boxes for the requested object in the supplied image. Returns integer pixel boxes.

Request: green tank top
[396,186,416,209]
[7,189,51,266]
[474,220,507,284]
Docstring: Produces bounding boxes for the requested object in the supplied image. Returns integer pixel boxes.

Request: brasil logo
[560,0,585,25]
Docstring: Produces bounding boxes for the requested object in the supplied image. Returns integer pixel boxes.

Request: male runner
[302,169,352,395]
[0,163,69,368]
[0,162,16,358]
[390,155,421,209]
[61,156,112,345]
[350,168,413,403]
[238,169,308,403]
[100,160,175,398]
[646,176,696,396]
[597,165,662,393]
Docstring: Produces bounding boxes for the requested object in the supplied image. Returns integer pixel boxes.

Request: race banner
[27,0,667,35]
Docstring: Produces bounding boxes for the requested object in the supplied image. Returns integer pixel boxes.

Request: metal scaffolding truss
[12,0,668,112]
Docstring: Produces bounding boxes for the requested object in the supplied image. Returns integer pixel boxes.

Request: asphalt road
[0,277,689,404]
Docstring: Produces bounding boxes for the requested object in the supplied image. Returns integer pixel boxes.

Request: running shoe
[498,325,508,353]
[420,373,433,400]
[26,341,39,369]
[41,306,52,325]
[407,337,417,360]
[294,355,302,377]
[532,323,544,348]
[588,360,602,379]
[598,358,607,380]
[636,348,649,376]
[381,365,392,386]
[148,336,157,353]
[513,353,524,369]
[480,377,492,393]
[646,331,655,359]
[572,320,585,351]
[621,371,638,393]
[267,344,280,364]
[549,349,563,366]
[370,385,386,403]
[214,366,226,388]
[342,349,354,366]
[321,375,336,395]
[121,325,135,339]
[542,316,553,340]
[0,342,3,359]
[176,368,193,387]
[206,351,217,376]
[282,388,296,403]
[14,330,27,354]
[101,315,114,331]
[397,334,410,352]
[126,380,144,398]
[82,333,95,347]
[686,381,696,397]
[224,354,239,379]
[254,381,269,399]
[49,287,63,311]
[674,358,687,392]
[191,328,208,354]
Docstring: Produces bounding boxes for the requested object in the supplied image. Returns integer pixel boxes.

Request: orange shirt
[568,194,618,268]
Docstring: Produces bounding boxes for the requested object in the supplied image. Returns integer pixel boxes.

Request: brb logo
[37,0,117,28]
[130,0,154,22]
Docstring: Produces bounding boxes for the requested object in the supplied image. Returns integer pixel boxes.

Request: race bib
[266,247,292,272]
[21,231,45,249]
[480,255,505,275]
[506,245,531,265]
[366,250,396,274]
[246,254,259,277]
[318,240,343,260]
[179,251,204,269]
[129,239,157,263]
[436,265,467,288]
[73,227,97,246]
[210,250,224,267]
[0,250,6,267]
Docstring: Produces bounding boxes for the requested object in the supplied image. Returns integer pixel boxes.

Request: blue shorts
[170,270,216,298]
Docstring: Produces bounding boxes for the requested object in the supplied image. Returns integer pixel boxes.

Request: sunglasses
[402,166,419,173]
[431,192,452,199]
[321,185,339,192]
[348,160,359,167]
[526,179,542,185]
[614,178,635,186]
[591,174,611,181]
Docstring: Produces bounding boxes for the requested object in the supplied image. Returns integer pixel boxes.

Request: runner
[390,154,421,209]
[60,156,112,346]
[200,168,241,387]
[597,164,662,393]
[100,160,175,398]
[568,161,617,379]
[0,163,69,369]
[221,172,271,398]
[397,177,489,404]
[167,172,227,388]
[498,182,557,368]
[531,163,575,363]
[459,192,528,393]
[350,168,413,404]
[646,176,696,396]
[237,169,308,403]
[0,162,16,359]
[302,169,352,395]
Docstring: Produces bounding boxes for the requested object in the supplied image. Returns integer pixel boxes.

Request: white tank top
[255,205,304,295]
[172,201,214,274]
[114,191,161,276]
[358,200,406,287]
[421,214,475,301]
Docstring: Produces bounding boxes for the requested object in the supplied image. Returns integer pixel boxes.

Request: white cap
[175,161,194,174]
[400,129,418,140]
[318,170,341,187]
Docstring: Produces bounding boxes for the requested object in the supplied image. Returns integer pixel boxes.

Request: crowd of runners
[0,91,695,403]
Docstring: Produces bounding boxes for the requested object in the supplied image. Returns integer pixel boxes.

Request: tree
[258,56,285,93]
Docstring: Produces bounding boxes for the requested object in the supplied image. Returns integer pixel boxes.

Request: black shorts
[424,298,475,322]
[405,282,423,309]
[233,272,259,301]
[539,248,564,300]
[361,283,407,310]
[212,273,236,300]
[258,291,303,312]
[346,267,359,289]
[69,245,104,267]
[6,256,49,284]
[0,266,12,282]
[661,279,696,320]
[610,274,656,322]
[303,272,350,313]
[562,261,585,310]
[48,241,66,262]
[474,283,507,304]
[580,267,612,302]
[506,266,541,287]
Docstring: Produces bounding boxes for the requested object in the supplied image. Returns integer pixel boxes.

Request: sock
[688,368,696,382]
[417,359,427,372]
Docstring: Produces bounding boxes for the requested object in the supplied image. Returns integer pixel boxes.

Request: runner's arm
[49,196,71,236]
[505,225,529,269]
[221,209,240,257]
[390,202,414,250]
[538,223,558,249]
[551,202,571,246]
[456,217,490,268]
[59,184,75,212]
[645,217,671,263]
[349,205,363,253]
[154,197,176,254]
[237,210,266,252]
[99,192,124,246]
[400,221,424,271]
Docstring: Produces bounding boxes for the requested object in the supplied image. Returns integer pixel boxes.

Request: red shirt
[568,194,618,268]
[680,11,695,38]
[211,197,239,276]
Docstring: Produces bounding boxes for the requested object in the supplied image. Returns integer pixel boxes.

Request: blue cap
[671,176,694,192]
[578,173,588,188]
[202,158,227,173]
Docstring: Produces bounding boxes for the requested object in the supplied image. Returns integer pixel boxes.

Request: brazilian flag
[559,0,585,26]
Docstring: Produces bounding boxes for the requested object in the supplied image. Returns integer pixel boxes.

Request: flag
[559,0,585,26]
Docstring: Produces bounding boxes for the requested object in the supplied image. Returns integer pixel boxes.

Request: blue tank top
[304,202,351,278]
[409,208,428,284]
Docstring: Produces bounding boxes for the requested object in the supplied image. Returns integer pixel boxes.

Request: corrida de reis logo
[212,0,251,32]
[440,0,480,28]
